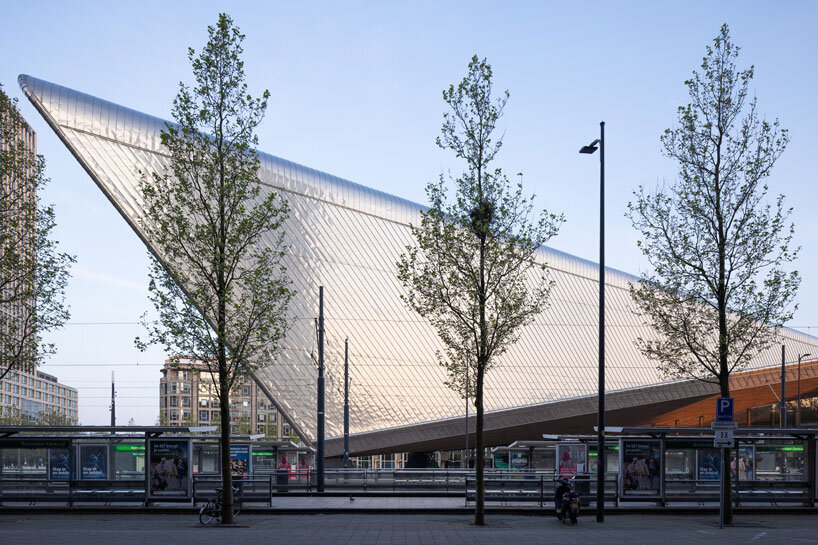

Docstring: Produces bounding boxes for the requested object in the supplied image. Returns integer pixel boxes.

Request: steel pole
[596,120,606,523]
[344,338,350,468]
[781,345,786,428]
[465,364,469,469]
[317,287,325,491]
[110,371,116,427]
[797,355,802,427]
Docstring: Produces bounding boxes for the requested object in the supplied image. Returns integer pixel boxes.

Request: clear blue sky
[2,1,816,425]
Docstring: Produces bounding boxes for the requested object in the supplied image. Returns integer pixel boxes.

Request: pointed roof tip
[17,74,42,102]
[18,74,32,91]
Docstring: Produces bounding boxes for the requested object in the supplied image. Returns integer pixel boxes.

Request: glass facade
[19,74,818,444]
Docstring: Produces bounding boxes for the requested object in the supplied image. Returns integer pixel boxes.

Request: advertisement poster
[697,448,721,480]
[510,451,529,471]
[230,444,250,479]
[622,440,661,495]
[79,444,107,480]
[557,444,586,477]
[493,454,508,469]
[49,448,71,481]
[731,447,754,481]
[149,439,190,496]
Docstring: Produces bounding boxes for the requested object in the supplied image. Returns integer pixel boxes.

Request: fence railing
[0,469,813,507]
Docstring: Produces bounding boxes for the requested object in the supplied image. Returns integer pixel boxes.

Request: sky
[1,1,817,425]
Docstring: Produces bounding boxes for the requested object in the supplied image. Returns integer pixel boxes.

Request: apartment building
[0,369,78,423]
[158,359,289,438]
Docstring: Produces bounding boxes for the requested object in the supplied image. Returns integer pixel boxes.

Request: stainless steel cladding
[19,75,818,441]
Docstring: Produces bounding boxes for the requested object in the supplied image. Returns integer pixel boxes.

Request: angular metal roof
[19,74,818,445]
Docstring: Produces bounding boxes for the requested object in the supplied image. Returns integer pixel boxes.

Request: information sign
[713,429,734,448]
[716,397,734,422]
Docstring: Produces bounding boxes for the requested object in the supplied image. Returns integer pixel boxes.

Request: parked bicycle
[199,486,242,525]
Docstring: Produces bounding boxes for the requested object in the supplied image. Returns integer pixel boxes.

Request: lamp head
[579,139,600,154]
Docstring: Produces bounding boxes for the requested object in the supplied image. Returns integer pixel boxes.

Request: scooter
[554,476,580,524]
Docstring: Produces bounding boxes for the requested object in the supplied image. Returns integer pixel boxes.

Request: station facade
[17,75,818,457]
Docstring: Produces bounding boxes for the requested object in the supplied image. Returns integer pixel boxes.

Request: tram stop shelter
[0,426,314,506]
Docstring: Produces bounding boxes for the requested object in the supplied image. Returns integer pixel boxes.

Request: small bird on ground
[349,496,356,502]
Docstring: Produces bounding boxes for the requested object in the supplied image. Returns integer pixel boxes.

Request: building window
[170,397,178,407]
[170,410,178,420]
[242,386,250,396]
[199,411,208,421]
[182,397,190,407]
[169,383,178,394]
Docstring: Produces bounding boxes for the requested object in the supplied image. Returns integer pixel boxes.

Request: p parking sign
[716,397,734,422]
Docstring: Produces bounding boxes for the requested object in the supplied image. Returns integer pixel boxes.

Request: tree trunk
[219,360,234,524]
[474,364,485,525]
[720,373,732,525]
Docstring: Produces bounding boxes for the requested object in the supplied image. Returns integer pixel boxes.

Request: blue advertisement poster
[80,444,107,480]
[49,448,71,481]
[697,448,721,480]
[149,439,190,497]
[510,451,529,471]
[230,444,250,479]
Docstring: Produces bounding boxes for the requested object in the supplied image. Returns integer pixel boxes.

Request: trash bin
[276,468,289,493]
[573,473,591,506]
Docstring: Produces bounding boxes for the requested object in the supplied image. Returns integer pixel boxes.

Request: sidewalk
[1,512,816,545]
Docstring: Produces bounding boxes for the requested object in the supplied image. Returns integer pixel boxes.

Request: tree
[136,14,293,524]
[627,24,798,524]
[0,407,73,426]
[397,57,562,525]
[0,84,74,381]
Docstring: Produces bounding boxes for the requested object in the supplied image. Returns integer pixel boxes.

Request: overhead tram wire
[61,318,818,329]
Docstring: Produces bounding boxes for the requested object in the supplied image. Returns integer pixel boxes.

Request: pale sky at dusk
[2,1,816,425]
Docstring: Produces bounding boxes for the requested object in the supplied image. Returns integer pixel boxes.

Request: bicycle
[199,486,242,525]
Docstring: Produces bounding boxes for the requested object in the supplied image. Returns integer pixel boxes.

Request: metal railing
[0,469,813,507]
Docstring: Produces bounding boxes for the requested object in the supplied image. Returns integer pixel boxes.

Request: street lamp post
[317,286,325,492]
[798,353,812,427]
[579,121,605,523]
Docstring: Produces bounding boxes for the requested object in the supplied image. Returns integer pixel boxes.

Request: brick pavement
[1,512,817,545]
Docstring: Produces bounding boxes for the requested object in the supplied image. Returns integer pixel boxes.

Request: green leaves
[627,24,798,392]
[398,58,562,399]
[136,14,293,399]
[0,84,74,381]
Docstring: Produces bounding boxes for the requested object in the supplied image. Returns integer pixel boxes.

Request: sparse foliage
[627,24,798,524]
[135,14,293,524]
[397,56,562,525]
[0,84,74,381]
[0,406,74,426]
